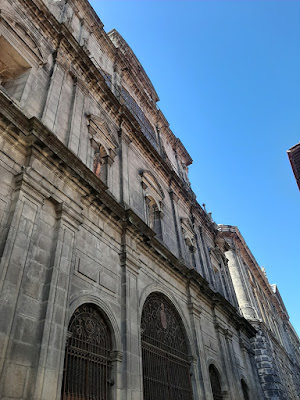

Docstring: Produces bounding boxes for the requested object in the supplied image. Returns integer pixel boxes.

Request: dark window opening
[146,196,162,239]
[241,379,250,400]
[141,292,193,400]
[0,36,31,101]
[209,364,223,400]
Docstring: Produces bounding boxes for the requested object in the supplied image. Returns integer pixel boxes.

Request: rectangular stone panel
[76,251,98,283]
[99,269,117,293]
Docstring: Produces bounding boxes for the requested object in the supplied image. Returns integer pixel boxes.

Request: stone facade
[0,0,299,399]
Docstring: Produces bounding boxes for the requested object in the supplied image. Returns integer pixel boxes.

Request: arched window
[61,304,112,400]
[141,171,164,240]
[209,364,223,400]
[88,114,117,186]
[241,379,250,400]
[145,196,162,237]
[181,218,197,268]
[141,292,193,400]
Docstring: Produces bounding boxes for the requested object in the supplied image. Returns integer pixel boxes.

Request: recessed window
[0,36,31,101]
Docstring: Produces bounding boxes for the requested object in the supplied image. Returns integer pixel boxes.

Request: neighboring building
[287,142,300,191]
[219,225,300,400]
[0,1,299,400]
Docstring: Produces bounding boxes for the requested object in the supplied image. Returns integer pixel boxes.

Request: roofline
[107,29,159,102]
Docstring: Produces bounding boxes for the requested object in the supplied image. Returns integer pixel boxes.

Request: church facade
[0,1,299,399]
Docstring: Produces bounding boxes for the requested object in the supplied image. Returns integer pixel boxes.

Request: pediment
[0,9,45,64]
[140,171,165,201]
[181,218,196,248]
[181,218,194,237]
[87,114,118,154]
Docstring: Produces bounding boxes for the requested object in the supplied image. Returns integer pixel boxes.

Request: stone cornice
[108,29,159,103]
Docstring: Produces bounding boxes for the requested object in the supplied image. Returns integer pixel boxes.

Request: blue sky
[89,1,300,335]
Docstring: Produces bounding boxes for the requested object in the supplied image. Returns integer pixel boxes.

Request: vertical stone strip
[169,190,183,259]
[34,202,81,400]
[223,330,243,399]
[186,282,207,399]
[198,227,214,286]
[212,306,234,400]
[65,74,78,147]
[41,59,66,132]
[0,173,44,398]
[193,227,207,278]
[120,229,142,400]
[118,127,131,208]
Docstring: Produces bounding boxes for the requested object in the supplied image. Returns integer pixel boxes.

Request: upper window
[121,86,158,150]
[0,36,31,101]
[87,114,117,185]
[145,195,162,237]
[141,171,164,239]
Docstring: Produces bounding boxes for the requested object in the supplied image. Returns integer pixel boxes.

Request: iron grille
[99,68,112,89]
[120,87,158,151]
[61,304,112,400]
[209,365,223,400]
[141,293,193,400]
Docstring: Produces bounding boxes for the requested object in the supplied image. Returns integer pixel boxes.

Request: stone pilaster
[120,230,142,400]
[198,227,214,287]
[34,201,82,400]
[169,189,184,259]
[211,307,232,400]
[223,328,243,399]
[118,126,131,208]
[186,283,207,400]
[0,172,45,399]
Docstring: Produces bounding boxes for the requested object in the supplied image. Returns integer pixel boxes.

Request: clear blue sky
[89,0,300,335]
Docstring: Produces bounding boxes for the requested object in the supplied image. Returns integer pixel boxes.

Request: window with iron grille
[61,304,112,400]
[209,364,223,400]
[141,292,193,400]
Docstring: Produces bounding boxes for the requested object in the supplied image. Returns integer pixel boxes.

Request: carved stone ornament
[181,217,196,250]
[0,8,46,65]
[87,114,117,162]
[141,170,164,212]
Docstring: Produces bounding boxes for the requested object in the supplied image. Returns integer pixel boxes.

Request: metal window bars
[141,293,194,400]
[61,304,112,400]
[95,60,159,152]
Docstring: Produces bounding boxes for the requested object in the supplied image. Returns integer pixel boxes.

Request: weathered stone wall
[0,1,299,400]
